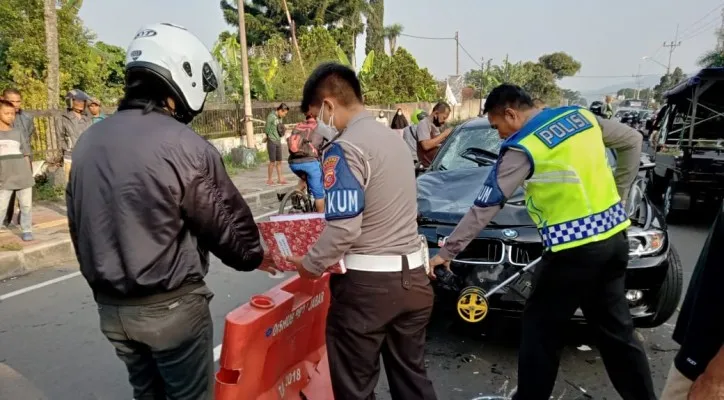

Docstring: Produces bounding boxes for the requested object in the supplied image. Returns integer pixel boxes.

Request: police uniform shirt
[301,111,420,275]
[438,116,643,261]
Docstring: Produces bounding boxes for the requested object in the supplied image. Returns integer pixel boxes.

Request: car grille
[508,243,543,266]
[455,239,505,264]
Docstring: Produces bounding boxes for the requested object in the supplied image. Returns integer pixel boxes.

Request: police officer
[286,63,437,400]
[429,84,656,400]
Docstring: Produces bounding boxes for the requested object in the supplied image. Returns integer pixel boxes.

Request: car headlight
[628,229,665,257]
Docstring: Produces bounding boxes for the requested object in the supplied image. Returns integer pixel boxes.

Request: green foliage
[220,0,358,47]
[653,67,686,104]
[538,52,582,79]
[616,87,653,101]
[361,48,438,104]
[561,89,588,106]
[0,0,125,108]
[33,175,65,202]
[365,0,385,55]
[463,53,583,106]
[697,29,724,68]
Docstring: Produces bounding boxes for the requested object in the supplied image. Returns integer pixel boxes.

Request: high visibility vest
[501,106,629,252]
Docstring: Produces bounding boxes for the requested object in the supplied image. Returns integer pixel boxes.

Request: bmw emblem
[502,229,519,239]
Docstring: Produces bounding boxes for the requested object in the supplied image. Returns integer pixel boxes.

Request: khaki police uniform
[301,111,437,400]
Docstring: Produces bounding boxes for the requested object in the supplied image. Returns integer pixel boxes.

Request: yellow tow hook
[456,286,489,323]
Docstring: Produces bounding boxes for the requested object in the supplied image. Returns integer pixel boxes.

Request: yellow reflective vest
[500,106,629,252]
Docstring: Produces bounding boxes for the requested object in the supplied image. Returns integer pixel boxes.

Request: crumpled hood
[417,167,534,226]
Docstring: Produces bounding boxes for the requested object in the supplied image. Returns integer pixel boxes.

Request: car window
[433,125,502,171]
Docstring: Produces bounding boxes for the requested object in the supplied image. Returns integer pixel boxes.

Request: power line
[566,74,661,79]
[678,2,724,36]
[680,17,720,41]
[398,33,455,41]
[457,41,483,68]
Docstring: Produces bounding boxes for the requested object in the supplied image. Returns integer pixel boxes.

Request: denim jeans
[0,188,32,233]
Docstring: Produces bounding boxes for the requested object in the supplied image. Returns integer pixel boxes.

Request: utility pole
[632,64,642,99]
[455,31,459,75]
[718,8,724,52]
[238,0,255,149]
[480,56,485,99]
[663,24,682,75]
[281,0,305,75]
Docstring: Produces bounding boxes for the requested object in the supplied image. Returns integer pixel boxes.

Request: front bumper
[423,226,671,322]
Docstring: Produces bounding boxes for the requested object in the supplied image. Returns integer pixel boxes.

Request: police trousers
[326,257,437,400]
[513,232,656,400]
[97,287,215,400]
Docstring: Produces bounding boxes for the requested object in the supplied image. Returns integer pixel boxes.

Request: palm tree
[698,29,724,68]
[43,0,60,110]
[384,24,403,55]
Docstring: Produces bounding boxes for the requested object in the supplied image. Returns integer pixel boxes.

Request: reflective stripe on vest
[501,106,629,252]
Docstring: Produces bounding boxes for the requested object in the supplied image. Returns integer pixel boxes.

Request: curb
[0,238,76,281]
[243,183,297,209]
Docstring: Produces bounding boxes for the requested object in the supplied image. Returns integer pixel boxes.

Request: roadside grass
[0,243,22,251]
[223,149,270,176]
[33,176,64,202]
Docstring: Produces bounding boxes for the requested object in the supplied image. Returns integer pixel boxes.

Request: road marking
[0,271,82,301]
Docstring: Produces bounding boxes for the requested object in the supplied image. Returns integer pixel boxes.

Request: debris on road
[650,343,679,353]
[576,345,592,351]
[564,379,593,399]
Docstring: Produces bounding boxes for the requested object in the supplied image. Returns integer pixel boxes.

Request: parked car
[417,117,683,328]
[645,67,724,221]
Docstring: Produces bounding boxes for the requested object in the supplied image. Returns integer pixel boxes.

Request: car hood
[417,167,533,226]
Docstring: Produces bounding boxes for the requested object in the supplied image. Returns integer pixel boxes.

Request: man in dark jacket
[66,23,268,400]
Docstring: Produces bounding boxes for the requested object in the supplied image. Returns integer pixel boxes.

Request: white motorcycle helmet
[124,23,220,123]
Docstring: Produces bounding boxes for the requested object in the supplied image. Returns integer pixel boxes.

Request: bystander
[58,89,92,155]
[0,100,34,241]
[1,88,35,228]
[416,102,452,168]
[88,97,106,124]
[265,103,289,185]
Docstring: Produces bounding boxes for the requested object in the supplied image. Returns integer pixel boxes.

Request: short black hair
[432,102,450,113]
[2,88,20,98]
[301,63,363,112]
[117,71,175,117]
[0,99,14,109]
[277,103,289,111]
[483,84,535,115]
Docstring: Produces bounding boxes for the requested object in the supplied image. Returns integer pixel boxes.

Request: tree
[361,47,437,104]
[538,52,582,79]
[43,0,60,110]
[697,29,724,68]
[220,0,357,47]
[365,0,385,55]
[384,24,403,55]
[653,67,686,103]
[561,89,587,106]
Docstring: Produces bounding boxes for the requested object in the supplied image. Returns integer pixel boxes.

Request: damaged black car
[417,118,683,328]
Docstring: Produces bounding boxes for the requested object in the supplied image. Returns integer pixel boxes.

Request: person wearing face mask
[416,102,453,168]
[58,89,93,156]
[375,110,389,126]
[285,63,437,400]
[390,108,409,130]
[428,84,654,400]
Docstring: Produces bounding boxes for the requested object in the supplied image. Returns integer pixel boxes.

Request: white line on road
[0,209,282,303]
[0,271,82,301]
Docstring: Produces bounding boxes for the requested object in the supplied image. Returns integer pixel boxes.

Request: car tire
[637,245,683,328]
[663,180,683,223]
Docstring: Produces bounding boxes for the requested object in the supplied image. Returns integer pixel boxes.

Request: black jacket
[66,109,263,303]
[672,200,724,380]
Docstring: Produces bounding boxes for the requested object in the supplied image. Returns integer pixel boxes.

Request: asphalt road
[0,210,713,400]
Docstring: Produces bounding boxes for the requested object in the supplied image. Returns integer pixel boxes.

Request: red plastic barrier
[215,274,333,400]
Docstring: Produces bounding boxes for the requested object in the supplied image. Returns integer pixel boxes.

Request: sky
[78,0,724,95]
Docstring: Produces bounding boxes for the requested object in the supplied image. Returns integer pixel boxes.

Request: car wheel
[637,245,683,328]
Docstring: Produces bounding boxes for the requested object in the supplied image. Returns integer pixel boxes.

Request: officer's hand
[428,254,451,280]
[257,252,281,276]
[285,255,320,280]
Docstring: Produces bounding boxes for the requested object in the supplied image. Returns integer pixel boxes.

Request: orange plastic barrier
[215,273,333,400]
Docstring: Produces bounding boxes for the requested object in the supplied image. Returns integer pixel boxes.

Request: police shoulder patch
[474,162,507,208]
[322,143,365,221]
